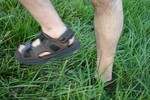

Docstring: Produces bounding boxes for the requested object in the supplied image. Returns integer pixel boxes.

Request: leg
[91,0,123,82]
[18,0,74,57]
[15,0,80,65]
[19,0,66,38]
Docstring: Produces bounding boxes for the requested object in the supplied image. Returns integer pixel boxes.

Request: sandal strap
[23,40,57,59]
[24,41,32,51]
[41,28,74,45]
[58,28,74,43]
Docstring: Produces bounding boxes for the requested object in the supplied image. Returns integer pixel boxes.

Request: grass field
[0,0,149,99]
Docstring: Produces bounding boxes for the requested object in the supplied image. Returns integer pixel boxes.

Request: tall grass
[0,0,149,99]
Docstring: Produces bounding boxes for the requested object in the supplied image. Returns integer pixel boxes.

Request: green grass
[0,0,149,99]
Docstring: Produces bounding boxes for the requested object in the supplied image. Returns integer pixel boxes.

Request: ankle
[95,72,112,83]
[41,25,67,38]
[104,75,112,82]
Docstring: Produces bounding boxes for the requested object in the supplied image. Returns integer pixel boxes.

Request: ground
[0,0,149,99]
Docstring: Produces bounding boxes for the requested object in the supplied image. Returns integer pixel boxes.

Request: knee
[91,0,116,8]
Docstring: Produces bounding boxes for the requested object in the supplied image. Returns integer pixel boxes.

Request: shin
[91,0,123,82]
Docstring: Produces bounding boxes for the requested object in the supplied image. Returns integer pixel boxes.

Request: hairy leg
[91,0,123,82]
[18,0,74,56]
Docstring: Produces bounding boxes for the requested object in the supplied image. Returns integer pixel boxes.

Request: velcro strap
[24,41,32,51]
[58,28,74,43]
[38,32,46,41]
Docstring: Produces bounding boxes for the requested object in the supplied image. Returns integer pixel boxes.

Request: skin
[18,0,74,57]
[18,0,123,82]
[91,0,123,82]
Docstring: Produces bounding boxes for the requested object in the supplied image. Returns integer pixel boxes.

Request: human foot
[15,27,80,65]
[18,27,75,57]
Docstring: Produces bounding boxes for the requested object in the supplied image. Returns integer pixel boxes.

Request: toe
[18,45,26,53]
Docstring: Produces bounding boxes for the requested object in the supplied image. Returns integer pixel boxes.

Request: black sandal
[15,28,80,65]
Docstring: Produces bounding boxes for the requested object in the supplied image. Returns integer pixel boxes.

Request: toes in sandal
[15,28,80,65]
